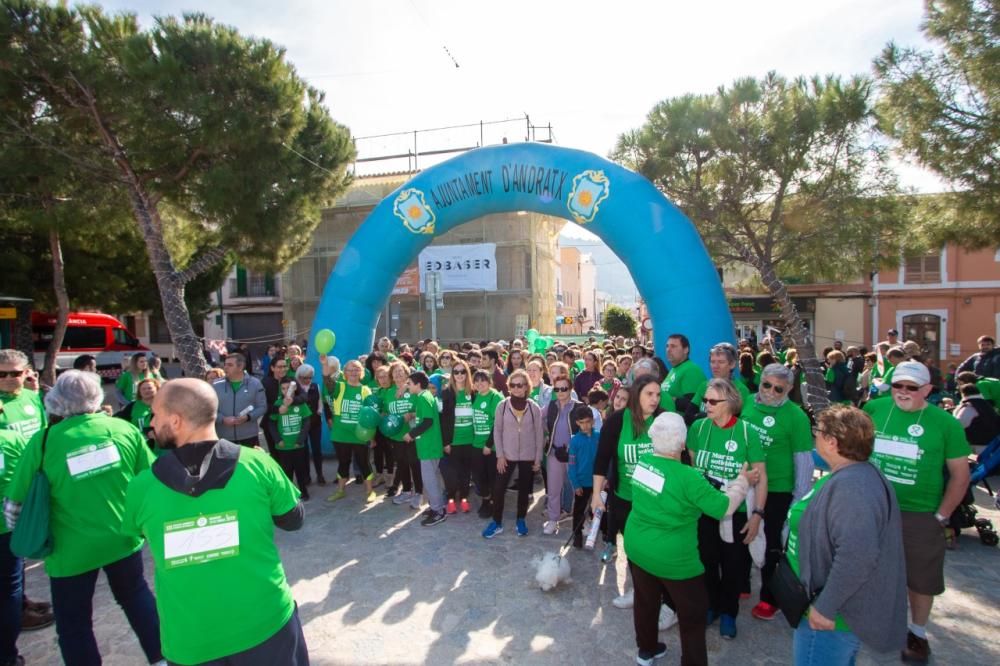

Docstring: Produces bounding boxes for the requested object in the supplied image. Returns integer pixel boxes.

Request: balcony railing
[228,276,279,299]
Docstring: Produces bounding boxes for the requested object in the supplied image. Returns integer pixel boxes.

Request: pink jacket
[492,398,544,464]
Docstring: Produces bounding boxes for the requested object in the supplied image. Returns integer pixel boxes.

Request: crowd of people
[0,324,997,665]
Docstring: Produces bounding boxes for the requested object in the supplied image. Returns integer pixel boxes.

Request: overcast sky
[95,1,937,182]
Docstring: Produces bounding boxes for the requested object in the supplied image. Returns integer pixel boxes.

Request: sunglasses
[508,383,526,389]
[761,381,785,394]
[704,398,726,406]
[452,369,467,375]
[890,382,921,392]
[0,370,25,378]
[553,386,570,392]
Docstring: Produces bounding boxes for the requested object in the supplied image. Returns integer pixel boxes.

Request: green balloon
[379,414,405,437]
[357,406,381,430]
[354,424,376,441]
[532,338,547,353]
[314,329,336,355]
[362,394,381,409]
[574,359,585,372]
[525,328,539,343]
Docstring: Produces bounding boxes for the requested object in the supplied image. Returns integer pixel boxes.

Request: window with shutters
[904,253,941,285]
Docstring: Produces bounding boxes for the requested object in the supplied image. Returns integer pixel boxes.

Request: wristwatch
[934,512,949,526]
[752,508,765,519]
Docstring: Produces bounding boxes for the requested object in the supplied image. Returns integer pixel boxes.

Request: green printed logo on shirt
[163,511,240,569]
[66,441,121,480]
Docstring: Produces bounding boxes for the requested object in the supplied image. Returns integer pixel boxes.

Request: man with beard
[122,379,307,666]
[864,362,970,663]
[739,364,814,622]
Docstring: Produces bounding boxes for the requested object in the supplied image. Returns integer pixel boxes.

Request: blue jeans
[793,622,861,666]
[50,550,162,666]
[0,532,23,665]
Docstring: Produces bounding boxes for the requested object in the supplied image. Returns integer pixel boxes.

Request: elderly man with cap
[864,361,970,663]
[122,378,307,665]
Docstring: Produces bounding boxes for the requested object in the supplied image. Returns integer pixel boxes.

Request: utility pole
[427,271,442,342]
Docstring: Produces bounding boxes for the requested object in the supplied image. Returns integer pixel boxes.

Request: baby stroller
[948,436,1000,547]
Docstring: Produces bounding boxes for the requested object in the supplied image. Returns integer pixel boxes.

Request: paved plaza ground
[17,459,1000,665]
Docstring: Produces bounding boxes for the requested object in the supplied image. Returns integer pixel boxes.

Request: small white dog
[534,552,572,592]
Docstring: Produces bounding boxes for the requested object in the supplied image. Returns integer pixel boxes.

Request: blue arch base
[308,142,733,391]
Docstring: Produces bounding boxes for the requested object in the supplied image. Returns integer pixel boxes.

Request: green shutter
[236,265,247,297]
[264,273,275,296]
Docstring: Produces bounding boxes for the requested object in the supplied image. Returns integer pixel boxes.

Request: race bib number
[163,511,240,569]
[632,463,664,495]
[66,442,121,480]
[872,435,920,486]
[455,406,474,418]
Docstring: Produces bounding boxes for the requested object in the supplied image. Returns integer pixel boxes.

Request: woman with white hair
[4,370,162,665]
[624,412,750,666]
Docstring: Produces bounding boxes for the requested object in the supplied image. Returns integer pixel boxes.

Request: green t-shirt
[661,360,707,400]
[658,389,677,412]
[529,385,542,405]
[0,429,27,535]
[412,390,443,460]
[122,446,299,665]
[322,380,370,444]
[472,389,503,448]
[615,408,655,502]
[116,371,151,403]
[687,417,765,512]
[6,413,152,577]
[0,389,47,440]
[451,390,475,446]
[741,398,812,493]
[130,400,153,434]
[379,386,413,439]
[691,376,752,412]
[624,455,729,579]
[786,473,850,631]
[271,401,312,450]
[864,400,970,512]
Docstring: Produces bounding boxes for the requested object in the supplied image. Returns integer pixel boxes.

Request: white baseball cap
[892,361,930,387]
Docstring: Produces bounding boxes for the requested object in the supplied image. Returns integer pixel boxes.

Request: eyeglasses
[452,369,466,375]
[509,383,526,389]
[704,398,726,406]
[0,370,25,378]
[890,382,921,392]
[553,386,570,392]
[811,427,828,437]
[761,381,786,394]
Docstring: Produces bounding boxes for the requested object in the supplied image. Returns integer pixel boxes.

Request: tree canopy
[611,72,910,407]
[0,1,356,376]
[874,0,999,247]
[602,304,637,338]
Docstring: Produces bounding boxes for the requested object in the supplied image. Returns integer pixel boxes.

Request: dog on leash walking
[534,552,572,592]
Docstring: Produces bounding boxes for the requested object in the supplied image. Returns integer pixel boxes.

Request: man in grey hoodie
[213,353,267,446]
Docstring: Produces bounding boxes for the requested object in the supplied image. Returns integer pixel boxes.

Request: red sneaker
[446,499,457,514]
[751,601,779,621]
[460,498,471,513]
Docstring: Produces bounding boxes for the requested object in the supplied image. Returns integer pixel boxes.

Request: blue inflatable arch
[309,142,733,370]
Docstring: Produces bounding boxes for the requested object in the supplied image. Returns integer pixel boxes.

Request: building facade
[282,173,564,348]
[557,247,597,334]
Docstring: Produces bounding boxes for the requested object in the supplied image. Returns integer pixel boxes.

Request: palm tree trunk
[735,246,831,413]
[41,228,69,389]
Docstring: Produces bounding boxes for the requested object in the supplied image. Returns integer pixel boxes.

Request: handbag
[769,552,814,629]
[11,427,53,559]
[553,445,569,463]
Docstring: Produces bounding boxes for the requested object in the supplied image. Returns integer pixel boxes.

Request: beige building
[557,247,597,334]
[282,173,565,346]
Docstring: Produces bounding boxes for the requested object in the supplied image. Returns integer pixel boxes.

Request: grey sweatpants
[420,459,445,512]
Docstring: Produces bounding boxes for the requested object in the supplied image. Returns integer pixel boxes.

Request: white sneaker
[392,491,412,505]
[543,520,559,535]
[612,590,634,609]
[658,604,678,631]
[410,494,422,510]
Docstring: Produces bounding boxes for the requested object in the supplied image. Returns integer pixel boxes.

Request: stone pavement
[18,465,1000,665]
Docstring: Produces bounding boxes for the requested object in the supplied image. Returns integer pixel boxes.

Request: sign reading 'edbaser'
[418,243,497,293]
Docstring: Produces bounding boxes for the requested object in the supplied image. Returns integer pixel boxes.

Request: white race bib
[163,511,240,569]
[0,452,4,473]
[66,442,121,479]
[454,406,474,418]
[873,437,919,460]
[632,463,665,494]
